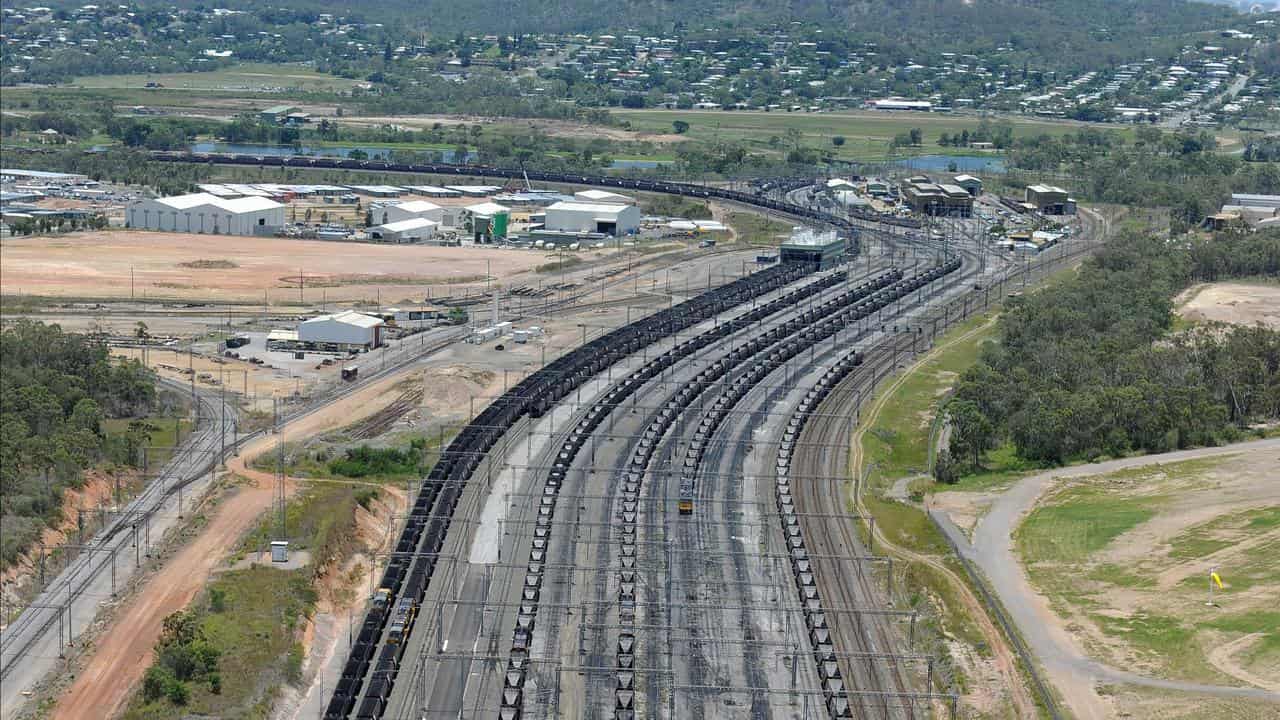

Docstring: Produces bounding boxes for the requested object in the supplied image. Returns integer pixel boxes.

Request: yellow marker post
[1207,566,1224,607]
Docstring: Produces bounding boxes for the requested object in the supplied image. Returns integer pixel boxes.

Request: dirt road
[48,371,424,720]
[950,437,1280,720]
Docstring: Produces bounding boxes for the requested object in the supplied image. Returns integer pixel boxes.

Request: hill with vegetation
[0,321,160,567]
[150,0,1238,68]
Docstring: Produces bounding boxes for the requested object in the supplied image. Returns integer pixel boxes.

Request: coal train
[775,348,870,720]
[500,267,871,720]
[325,263,814,720]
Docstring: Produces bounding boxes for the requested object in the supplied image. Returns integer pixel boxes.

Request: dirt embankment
[1,470,139,626]
[271,485,405,720]
[48,370,429,720]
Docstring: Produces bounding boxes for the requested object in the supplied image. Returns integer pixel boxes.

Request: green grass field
[70,62,360,92]
[614,108,1126,161]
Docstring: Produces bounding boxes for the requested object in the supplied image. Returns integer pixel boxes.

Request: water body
[889,154,1006,173]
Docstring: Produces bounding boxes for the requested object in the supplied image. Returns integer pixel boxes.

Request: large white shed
[370,217,439,243]
[543,201,641,235]
[379,200,444,225]
[127,193,285,235]
[297,311,384,348]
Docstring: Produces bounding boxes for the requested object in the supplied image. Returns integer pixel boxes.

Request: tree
[672,120,690,134]
[831,135,846,147]
[933,449,959,484]
[908,127,923,146]
[948,399,994,468]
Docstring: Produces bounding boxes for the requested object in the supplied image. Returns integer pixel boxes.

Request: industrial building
[126,193,285,235]
[378,200,444,226]
[297,311,384,350]
[899,177,973,217]
[544,201,641,236]
[464,202,511,241]
[259,105,297,123]
[780,228,849,268]
[574,189,635,205]
[1210,194,1280,231]
[370,217,439,243]
[953,175,983,196]
[1025,185,1074,215]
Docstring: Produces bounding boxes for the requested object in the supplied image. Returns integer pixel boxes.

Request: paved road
[0,380,238,720]
[935,437,1280,720]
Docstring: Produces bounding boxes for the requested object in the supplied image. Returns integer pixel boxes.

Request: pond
[889,154,1006,173]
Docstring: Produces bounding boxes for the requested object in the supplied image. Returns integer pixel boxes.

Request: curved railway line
[128,152,988,720]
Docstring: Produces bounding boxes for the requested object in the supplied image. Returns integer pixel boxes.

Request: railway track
[286,161,974,719]
[328,263,813,719]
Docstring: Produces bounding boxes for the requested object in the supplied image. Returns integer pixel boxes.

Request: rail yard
[3,155,1098,720]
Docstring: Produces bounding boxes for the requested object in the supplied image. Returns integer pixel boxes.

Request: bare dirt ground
[47,370,426,720]
[960,438,1280,720]
[113,347,315,407]
[0,231,541,302]
[1177,282,1280,329]
[1022,447,1280,689]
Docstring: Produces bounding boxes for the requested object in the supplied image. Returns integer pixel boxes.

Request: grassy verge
[724,211,790,246]
[252,433,445,485]
[102,415,192,468]
[859,314,997,482]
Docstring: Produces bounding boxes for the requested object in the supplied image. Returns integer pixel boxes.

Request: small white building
[379,199,444,225]
[574,189,635,205]
[127,193,285,235]
[370,217,439,243]
[544,201,642,236]
[297,311,383,349]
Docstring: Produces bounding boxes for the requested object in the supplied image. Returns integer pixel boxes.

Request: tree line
[939,229,1280,479]
[1006,126,1280,228]
[0,321,160,568]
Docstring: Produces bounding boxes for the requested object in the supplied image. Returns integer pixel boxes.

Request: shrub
[165,678,189,705]
[142,666,171,702]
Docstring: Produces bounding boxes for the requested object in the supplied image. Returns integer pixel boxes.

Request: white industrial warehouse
[127,193,285,235]
[574,189,634,205]
[543,201,641,236]
[370,217,439,243]
[377,199,445,226]
[297,311,384,349]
